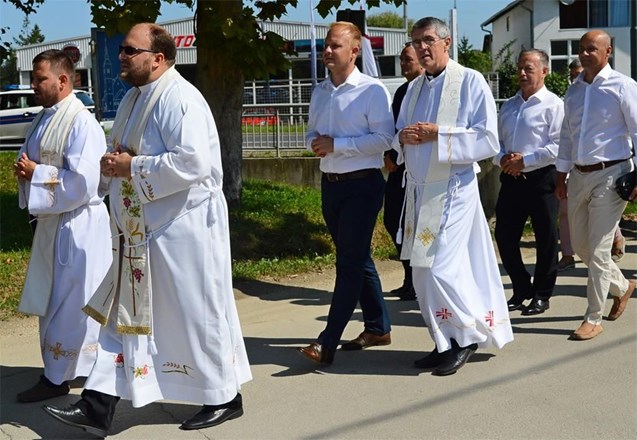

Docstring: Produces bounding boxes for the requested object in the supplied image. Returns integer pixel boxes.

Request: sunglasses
[118,45,159,56]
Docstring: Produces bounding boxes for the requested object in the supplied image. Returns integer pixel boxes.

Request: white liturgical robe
[392,66,514,352]
[18,98,111,385]
[85,70,252,408]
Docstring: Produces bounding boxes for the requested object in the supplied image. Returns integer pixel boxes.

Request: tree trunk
[195,0,244,207]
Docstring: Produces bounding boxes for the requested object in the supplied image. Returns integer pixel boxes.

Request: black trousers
[383,163,412,286]
[76,389,120,429]
[494,166,559,301]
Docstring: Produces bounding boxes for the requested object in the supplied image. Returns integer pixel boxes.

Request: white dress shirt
[495,86,564,173]
[305,67,394,173]
[557,64,637,173]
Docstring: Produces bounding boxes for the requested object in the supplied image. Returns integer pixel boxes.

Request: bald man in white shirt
[556,29,637,341]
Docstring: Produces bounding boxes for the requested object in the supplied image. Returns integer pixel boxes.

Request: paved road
[1,231,636,439]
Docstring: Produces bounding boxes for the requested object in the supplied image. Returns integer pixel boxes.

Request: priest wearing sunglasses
[42,23,252,437]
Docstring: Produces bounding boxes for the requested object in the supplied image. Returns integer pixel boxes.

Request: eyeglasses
[118,45,159,56]
[410,38,443,49]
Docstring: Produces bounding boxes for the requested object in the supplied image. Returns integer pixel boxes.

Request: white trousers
[567,160,632,324]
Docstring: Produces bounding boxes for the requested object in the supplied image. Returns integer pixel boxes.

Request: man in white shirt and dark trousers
[297,21,395,365]
[556,29,637,341]
[494,49,563,316]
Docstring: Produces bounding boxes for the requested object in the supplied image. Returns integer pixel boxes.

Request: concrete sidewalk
[1,231,636,440]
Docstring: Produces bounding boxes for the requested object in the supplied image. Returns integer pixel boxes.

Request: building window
[559,0,630,28]
[550,38,613,74]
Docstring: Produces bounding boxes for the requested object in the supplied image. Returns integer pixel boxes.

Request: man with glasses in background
[43,23,251,437]
[392,17,513,376]
[383,43,425,301]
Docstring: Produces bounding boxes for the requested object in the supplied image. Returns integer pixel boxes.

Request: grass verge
[0,151,394,320]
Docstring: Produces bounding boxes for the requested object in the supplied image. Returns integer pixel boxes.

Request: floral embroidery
[418,227,436,246]
[123,197,131,208]
[114,353,124,368]
[161,361,194,377]
[132,364,151,379]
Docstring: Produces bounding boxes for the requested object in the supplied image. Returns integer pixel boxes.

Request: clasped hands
[100,149,133,179]
[500,153,525,177]
[399,122,438,146]
[311,135,334,158]
[14,152,36,182]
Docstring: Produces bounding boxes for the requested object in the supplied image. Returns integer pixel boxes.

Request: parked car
[0,86,100,143]
[242,107,279,126]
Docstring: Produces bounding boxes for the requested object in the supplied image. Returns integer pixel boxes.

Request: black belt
[574,159,627,173]
[324,168,377,183]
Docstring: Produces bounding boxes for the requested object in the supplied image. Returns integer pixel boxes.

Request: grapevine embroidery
[114,353,125,368]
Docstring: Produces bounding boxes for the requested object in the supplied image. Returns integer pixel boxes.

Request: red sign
[62,45,81,63]
[173,35,196,48]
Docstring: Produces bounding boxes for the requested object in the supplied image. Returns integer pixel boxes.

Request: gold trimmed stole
[400,59,464,268]
[84,67,179,335]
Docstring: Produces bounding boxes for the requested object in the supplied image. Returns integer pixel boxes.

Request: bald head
[578,29,612,82]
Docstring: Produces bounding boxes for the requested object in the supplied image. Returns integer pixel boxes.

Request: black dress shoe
[180,394,243,430]
[297,342,335,365]
[507,298,525,311]
[398,287,417,301]
[42,404,108,437]
[414,346,447,369]
[17,375,70,402]
[522,298,550,315]
[432,343,478,376]
[389,283,411,297]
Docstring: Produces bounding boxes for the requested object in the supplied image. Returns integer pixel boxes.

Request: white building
[481,0,636,78]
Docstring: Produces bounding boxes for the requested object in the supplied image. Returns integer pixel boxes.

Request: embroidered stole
[84,67,179,335]
[400,60,464,268]
[19,94,88,316]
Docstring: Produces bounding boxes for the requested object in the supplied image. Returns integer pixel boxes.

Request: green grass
[0,151,394,319]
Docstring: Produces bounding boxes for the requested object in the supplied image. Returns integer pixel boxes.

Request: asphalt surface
[1,227,636,440]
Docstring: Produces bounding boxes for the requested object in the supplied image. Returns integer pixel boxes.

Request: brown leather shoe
[569,321,604,341]
[340,331,391,351]
[16,376,70,403]
[607,280,636,321]
[297,342,334,365]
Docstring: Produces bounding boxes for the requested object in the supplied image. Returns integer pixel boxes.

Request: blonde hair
[328,21,362,49]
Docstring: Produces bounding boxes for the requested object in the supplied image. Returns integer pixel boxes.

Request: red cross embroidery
[436,308,452,320]
[485,310,495,327]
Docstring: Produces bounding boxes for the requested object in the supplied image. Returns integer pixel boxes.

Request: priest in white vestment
[392,17,513,376]
[14,49,111,403]
[43,23,251,437]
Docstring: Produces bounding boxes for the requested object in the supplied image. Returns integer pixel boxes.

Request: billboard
[90,29,131,122]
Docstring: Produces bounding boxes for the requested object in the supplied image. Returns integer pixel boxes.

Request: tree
[367,11,412,30]
[457,36,491,73]
[544,70,569,98]
[493,39,518,100]
[0,16,45,88]
[5,0,406,205]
